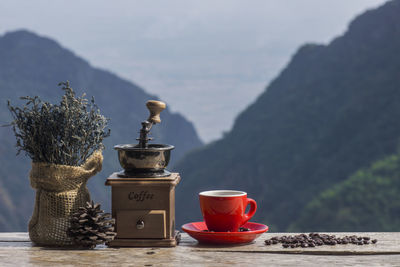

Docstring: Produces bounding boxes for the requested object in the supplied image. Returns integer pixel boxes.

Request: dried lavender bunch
[7,81,110,166]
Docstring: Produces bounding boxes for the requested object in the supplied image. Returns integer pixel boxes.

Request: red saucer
[181,221,268,245]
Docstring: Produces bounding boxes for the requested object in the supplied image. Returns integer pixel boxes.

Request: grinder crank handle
[146,100,166,124]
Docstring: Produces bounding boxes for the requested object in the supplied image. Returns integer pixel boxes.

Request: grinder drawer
[116,210,166,239]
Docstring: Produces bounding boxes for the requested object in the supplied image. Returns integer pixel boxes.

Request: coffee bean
[264,233,377,249]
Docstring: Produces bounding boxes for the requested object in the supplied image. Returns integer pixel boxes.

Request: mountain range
[174,0,400,231]
[1,0,400,233]
[0,30,202,231]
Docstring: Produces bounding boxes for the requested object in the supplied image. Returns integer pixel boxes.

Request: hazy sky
[0,0,387,142]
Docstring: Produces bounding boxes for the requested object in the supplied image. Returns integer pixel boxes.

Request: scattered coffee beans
[201,227,250,233]
[264,233,378,248]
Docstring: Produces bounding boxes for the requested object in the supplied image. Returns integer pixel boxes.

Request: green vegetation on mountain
[289,153,400,232]
[175,0,400,231]
[0,30,202,231]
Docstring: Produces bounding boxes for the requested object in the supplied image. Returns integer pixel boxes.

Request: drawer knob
[136,219,145,230]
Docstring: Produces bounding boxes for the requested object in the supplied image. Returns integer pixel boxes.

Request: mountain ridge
[175,0,400,231]
[0,29,203,231]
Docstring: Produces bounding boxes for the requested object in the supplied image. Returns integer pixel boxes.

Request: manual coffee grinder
[106,100,181,247]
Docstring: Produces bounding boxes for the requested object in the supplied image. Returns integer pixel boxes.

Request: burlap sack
[28,151,103,246]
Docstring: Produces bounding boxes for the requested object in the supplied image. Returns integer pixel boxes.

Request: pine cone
[67,201,116,249]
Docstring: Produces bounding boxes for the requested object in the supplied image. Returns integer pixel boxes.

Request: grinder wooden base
[106,172,181,247]
[108,231,180,247]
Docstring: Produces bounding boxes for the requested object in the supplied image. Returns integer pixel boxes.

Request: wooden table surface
[1,232,400,266]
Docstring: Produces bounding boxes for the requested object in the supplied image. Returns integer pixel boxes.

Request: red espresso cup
[199,190,257,232]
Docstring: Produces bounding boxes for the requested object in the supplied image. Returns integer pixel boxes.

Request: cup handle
[243,198,257,225]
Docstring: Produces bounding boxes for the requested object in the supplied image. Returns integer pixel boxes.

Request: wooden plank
[0,233,30,242]
[0,248,400,267]
[1,232,400,254]
[0,242,399,266]
[183,232,400,255]
[0,233,400,266]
